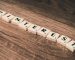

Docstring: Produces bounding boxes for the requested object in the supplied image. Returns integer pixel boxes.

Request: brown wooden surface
[0,1,75,60]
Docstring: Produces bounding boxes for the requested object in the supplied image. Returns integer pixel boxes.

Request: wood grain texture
[0,1,75,60]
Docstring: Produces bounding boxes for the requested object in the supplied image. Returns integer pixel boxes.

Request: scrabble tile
[37,27,50,37]
[28,24,41,34]
[11,16,24,25]
[2,13,15,22]
[18,20,32,31]
[66,40,75,52]
[57,35,71,46]
[46,31,60,42]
